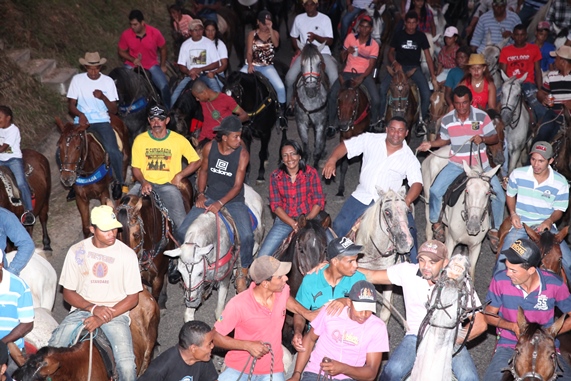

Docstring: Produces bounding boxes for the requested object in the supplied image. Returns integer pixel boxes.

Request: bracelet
[293,371,302,376]
[90,304,97,314]
[510,212,518,217]
[197,191,205,197]
[218,200,224,207]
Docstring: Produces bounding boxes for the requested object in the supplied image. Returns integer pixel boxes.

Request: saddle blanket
[219,208,258,245]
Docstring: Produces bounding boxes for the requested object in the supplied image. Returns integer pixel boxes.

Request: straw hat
[467,54,486,66]
[79,52,107,66]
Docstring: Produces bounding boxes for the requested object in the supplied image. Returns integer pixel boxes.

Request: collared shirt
[0,268,34,349]
[343,33,379,74]
[269,165,325,218]
[506,165,569,225]
[118,25,166,70]
[440,106,496,168]
[344,133,422,205]
[542,69,571,112]
[486,269,571,349]
[0,207,35,276]
[546,0,571,31]
[471,10,521,53]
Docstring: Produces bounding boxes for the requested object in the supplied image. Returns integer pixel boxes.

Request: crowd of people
[2,0,571,380]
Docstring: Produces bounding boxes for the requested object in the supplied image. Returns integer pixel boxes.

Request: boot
[168,258,182,284]
[66,187,76,202]
[235,267,249,293]
[278,103,288,130]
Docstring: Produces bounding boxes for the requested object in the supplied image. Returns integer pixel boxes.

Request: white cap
[444,26,458,38]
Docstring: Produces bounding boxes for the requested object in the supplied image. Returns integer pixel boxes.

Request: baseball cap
[148,105,168,120]
[418,240,448,262]
[348,280,377,312]
[537,21,550,31]
[189,19,204,30]
[302,0,318,4]
[326,237,363,261]
[530,141,553,159]
[257,10,272,24]
[550,45,571,60]
[213,115,243,133]
[444,26,458,38]
[90,205,123,231]
[501,238,541,267]
[249,256,292,283]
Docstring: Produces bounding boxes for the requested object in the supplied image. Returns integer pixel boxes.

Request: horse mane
[108,67,147,103]
[301,44,321,66]
[539,230,555,257]
[115,196,134,245]
[358,190,400,239]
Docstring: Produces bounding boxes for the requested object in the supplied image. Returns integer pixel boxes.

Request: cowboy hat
[79,52,107,66]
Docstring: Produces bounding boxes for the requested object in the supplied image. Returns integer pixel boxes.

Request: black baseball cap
[326,237,363,261]
[148,105,168,120]
[348,280,377,312]
[501,238,541,267]
[213,115,242,133]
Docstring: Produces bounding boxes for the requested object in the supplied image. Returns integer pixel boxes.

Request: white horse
[410,254,472,381]
[482,33,510,91]
[422,151,500,278]
[355,186,414,322]
[500,71,530,175]
[427,3,449,57]
[165,184,264,322]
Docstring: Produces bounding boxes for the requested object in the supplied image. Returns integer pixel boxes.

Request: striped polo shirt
[542,70,571,112]
[486,269,571,349]
[506,166,569,225]
[0,268,34,349]
[471,10,521,53]
[440,106,495,168]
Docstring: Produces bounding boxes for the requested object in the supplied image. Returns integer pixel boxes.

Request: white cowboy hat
[79,52,107,66]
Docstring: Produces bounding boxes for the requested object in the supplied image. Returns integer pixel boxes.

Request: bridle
[506,332,560,381]
[376,194,410,259]
[337,86,369,132]
[484,44,501,78]
[59,130,89,176]
[460,175,493,230]
[500,79,524,129]
[294,53,328,115]
[388,71,410,116]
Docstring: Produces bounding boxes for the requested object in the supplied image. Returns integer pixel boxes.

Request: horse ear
[483,165,500,178]
[517,306,528,333]
[398,186,407,199]
[485,30,492,46]
[426,3,434,12]
[38,358,61,378]
[549,313,566,337]
[376,186,386,199]
[524,223,540,242]
[135,196,143,213]
[298,215,307,229]
[500,70,509,82]
[105,198,115,208]
[442,3,449,14]
[462,160,476,176]
[555,226,569,245]
[55,117,66,132]
[498,37,510,49]
[379,4,386,15]
[518,72,528,84]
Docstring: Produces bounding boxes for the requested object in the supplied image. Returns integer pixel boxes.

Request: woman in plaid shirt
[258,139,326,257]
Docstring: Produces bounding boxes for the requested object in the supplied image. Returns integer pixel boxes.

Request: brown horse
[56,116,130,237]
[501,307,566,381]
[427,82,447,141]
[335,79,370,196]
[385,66,419,138]
[115,189,193,309]
[12,289,159,381]
[0,149,52,251]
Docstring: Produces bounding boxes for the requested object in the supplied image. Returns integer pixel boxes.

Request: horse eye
[133,233,141,240]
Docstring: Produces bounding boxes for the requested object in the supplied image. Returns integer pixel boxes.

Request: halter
[337,86,369,132]
[388,74,411,115]
[484,44,501,78]
[59,130,90,176]
[459,172,494,232]
[500,79,524,129]
[226,74,275,119]
[375,194,410,259]
[506,332,561,381]
[294,52,328,116]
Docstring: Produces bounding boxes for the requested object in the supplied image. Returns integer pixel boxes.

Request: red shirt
[199,93,239,141]
[269,166,325,217]
[118,25,166,70]
[499,43,541,84]
[466,80,490,110]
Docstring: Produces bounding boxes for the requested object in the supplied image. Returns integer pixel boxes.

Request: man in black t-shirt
[378,11,436,136]
[137,321,218,381]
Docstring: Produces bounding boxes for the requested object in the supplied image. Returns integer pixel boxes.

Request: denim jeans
[241,64,286,103]
[171,74,222,108]
[429,163,505,230]
[341,7,364,40]
[494,225,571,280]
[0,157,33,211]
[88,122,123,185]
[521,82,547,123]
[148,65,172,110]
[1,208,35,276]
[219,367,285,381]
[286,54,338,105]
[379,334,479,381]
[258,218,293,257]
[129,182,187,230]
[302,372,353,381]
[177,198,255,268]
[328,72,380,126]
[379,65,431,121]
[518,3,540,27]
[49,310,137,381]
[484,346,571,381]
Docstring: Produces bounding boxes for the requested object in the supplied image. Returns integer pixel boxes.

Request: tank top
[466,79,489,110]
[206,141,245,204]
[252,31,275,67]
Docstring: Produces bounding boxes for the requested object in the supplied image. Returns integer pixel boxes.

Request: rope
[235,342,274,381]
[71,323,94,381]
[415,138,475,159]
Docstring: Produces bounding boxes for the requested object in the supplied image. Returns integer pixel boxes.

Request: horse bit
[506,333,561,381]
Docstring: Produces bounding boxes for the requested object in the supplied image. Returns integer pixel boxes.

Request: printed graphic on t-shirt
[210,158,232,177]
[145,148,172,172]
[0,137,12,153]
[189,49,207,65]
[332,329,360,345]
[402,40,418,50]
[180,376,193,381]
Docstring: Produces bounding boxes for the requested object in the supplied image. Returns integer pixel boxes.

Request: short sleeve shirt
[343,33,379,74]
[199,93,239,141]
[0,269,34,349]
[67,73,119,124]
[290,12,334,56]
[499,43,542,84]
[390,29,429,67]
[0,124,22,160]
[118,25,166,70]
[177,37,220,70]
[137,346,218,381]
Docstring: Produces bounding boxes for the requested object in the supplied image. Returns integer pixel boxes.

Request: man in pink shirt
[289,280,388,381]
[118,10,171,109]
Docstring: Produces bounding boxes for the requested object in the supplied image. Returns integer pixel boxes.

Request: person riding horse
[327,15,381,135]
[0,207,34,277]
[417,85,505,251]
[48,205,143,381]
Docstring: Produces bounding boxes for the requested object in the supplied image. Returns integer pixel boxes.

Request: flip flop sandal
[488,230,500,253]
[432,223,446,243]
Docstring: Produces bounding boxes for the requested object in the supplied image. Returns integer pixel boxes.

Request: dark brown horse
[56,115,130,237]
[385,67,419,138]
[115,189,193,309]
[335,79,370,196]
[0,149,52,251]
[13,289,160,381]
[524,224,569,287]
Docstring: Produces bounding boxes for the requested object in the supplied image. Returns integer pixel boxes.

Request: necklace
[473,79,483,88]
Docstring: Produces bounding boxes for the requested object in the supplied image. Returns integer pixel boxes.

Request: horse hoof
[256,179,265,185]
[335,191,344,197]
[42,248,53,257]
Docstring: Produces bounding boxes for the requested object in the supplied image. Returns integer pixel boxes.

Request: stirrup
[21,210,36,226]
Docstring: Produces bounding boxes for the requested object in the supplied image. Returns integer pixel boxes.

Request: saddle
[218,207,258,245]
[73,328,117,381]
[0,165,33,207]
[75,130,124,185]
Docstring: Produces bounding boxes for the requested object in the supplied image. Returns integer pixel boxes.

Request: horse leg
[216,276,231,320]
[39,202,52,252]
[76,193,92,238]
[297,119,310,164]
[336,156,349,197]
[313,123,326,168]
[257,130,271,183]
[468,242,482,279]
[154,273,168,310]
[184,307,196,323]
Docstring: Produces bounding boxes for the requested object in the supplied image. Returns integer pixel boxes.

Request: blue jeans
[258,218,293,257]
[219,367,285,381]
[49,310,137,381]
[129,182,187,230]
[286,54,339,105]
[379,334,479,381]
[484,346,571,381]
[241,64,286,104]
[521,82,547,123]
[171,74,222,108]
[148,65,172,110]
[332,196,418,263]
[379,65,431,121]
[88,122,123,185]
[429,163,505,230]
[328,72,380,125]
[341,7,364,40]
[0,157,33,211]
[177,198,255,268]
[302,372,352,381]
[494,225,571,280]
[518,3,540,27]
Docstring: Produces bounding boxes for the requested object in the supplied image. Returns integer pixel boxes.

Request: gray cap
[530,141,553,160]
[213,115,242,133]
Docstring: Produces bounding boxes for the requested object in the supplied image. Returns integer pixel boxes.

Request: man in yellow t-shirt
[130,105,201,229]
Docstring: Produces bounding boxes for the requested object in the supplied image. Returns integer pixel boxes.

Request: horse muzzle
[466,216,482,236]
[60,172,77,188]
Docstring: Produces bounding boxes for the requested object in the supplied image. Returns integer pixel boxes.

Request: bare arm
[171,157,202,188]
[213,330,271,358]
[357,268,392,284]
[234,106,249,122]
[195,142,212,208]
[457,311,487,344]
[0,322,33,344]
[246,31,255,69]
[320,351,383,381]
[423,48,437,79]
[405,182,422,208]
[322,142,348,179]
[159,44,168,71]
[288,328,319,381]
[534,61,543,89]
[488,82,497,110]
[117,46,139,66]
[507,195,522,229]
[68,98,89,128]
[287,296,318,322]
[417,135,451,152]
[484,304,519,337]
[132,167,153,196]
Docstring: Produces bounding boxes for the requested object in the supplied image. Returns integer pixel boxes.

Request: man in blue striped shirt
[470,0,521,53]
[494,141,571,281]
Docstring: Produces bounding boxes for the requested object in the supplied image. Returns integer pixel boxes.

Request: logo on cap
[423,242,439,253]
[339,237,354,249]
[358,287,374,301]
[511,240,527,256]
[535,145,546,151]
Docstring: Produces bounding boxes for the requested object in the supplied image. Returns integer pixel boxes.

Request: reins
[235,342,274,381]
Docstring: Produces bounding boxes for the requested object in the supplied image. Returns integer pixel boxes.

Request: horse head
[56,119,88,187]
[116,195,145,256]
[428,84,447,134]
[294,214,329,275]
[337,81,363,134]
[12,346,61,381]
[524,224,569,276]
[500,71,527,127]
[509,307,565,381]
[462,162,500,235]
[482,42,501,77]
[300,44,324,98]
[387,67,414,118]
[377,186,413,254]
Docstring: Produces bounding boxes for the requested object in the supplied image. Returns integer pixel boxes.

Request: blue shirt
[538,42,555,72]
[296,265,366,310]
[0,268,34,349]
[445,67,465,90]
[0,207,34,276]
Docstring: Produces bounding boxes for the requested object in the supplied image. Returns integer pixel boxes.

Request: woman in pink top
[459,54,497,111]
[169,4,193,54]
